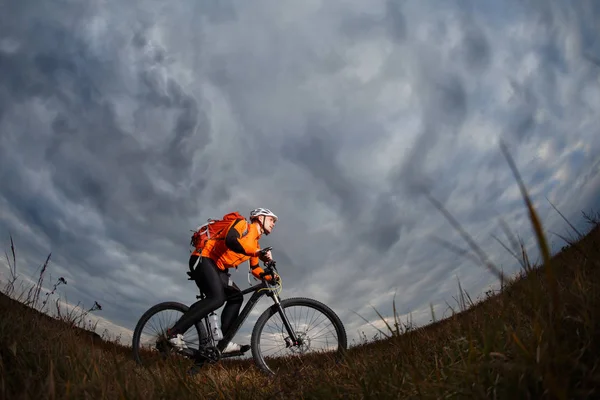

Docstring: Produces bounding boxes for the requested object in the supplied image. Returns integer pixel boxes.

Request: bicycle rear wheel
[251,297,347,375]
[132,301,207,367]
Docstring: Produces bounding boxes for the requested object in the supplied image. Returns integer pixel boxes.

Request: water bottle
[209,312,223,341]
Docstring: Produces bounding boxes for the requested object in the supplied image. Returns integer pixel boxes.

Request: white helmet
[249,208,278,222]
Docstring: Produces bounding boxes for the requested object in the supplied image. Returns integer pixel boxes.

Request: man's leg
[221,279,243,335]
[219,274,249,353]
[169,257,226,336]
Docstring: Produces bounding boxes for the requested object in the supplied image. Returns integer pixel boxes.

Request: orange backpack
[190,211,246,252]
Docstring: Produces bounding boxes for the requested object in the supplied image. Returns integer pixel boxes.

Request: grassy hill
[1,211,599,399]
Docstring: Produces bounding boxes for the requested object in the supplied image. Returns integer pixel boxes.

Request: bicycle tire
[131,301,207,366]
[251,297,347,375]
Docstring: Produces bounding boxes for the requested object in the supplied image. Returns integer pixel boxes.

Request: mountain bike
[131,248,347,375]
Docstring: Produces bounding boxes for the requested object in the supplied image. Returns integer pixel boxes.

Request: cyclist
[167,207,280,355]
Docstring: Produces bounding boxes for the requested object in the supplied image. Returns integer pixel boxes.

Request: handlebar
[258,246,273,255]
[258,247,278,283]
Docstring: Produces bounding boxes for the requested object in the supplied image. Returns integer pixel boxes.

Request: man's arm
[250,258,277,281]
[250,257,265,279]
[225,220,261,256]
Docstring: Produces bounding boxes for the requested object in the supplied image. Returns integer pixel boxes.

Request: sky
[1,0,600,347]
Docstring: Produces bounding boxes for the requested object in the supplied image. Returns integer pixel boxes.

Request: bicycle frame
[204,280,299,354]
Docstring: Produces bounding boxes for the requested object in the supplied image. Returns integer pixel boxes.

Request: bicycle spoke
[254,301,344,373]
[132,302,207,367]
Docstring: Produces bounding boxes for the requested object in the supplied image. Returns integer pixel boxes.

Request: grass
[1,158,600,398]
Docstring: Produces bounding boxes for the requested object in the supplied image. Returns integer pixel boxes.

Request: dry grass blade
[456,277,467,312]
[499,141,559,314]
[392,292,401,336]
[498,218,523,261]
[551,231,576,248]
[491,232,525,271]
[423,191,505,281]
[370,305,395,337]
[4,240,18,297]
[33,253,52,309]
[546,197,583,238]
[10,235,16,278]
[350,309,391,339]
[431,235,481,266]
[550,230,600,269]
[581,209,600,226]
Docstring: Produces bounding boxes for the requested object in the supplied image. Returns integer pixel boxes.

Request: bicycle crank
[195,346,221,363]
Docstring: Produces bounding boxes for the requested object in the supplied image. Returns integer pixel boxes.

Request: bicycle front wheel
[132,301,207,367]
[251,297,347,375]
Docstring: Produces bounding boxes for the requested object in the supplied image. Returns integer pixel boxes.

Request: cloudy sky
[1,0,599,346]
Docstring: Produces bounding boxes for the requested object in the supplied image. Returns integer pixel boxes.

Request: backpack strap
[187,255,202,281]
[231,218,245,232]
[239,219,249,237]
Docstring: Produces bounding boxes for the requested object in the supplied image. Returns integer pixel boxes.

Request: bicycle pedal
[179,348,197,358]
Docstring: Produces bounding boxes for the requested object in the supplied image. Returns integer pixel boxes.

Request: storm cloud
[1,0,599,344]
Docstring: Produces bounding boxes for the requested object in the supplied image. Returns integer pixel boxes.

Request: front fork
[269,293,301,347]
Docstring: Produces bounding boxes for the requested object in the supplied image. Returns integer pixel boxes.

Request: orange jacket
[195,219,268,280]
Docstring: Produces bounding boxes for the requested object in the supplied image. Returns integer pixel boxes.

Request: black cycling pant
[170,255,243,339]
